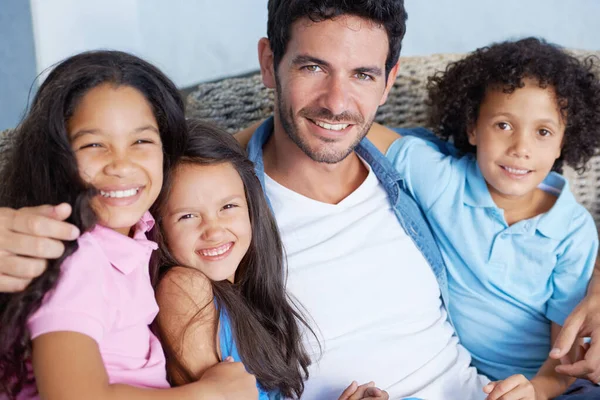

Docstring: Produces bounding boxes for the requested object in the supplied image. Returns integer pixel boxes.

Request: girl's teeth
[315,121,350,131]
[100,188,139,198]
[200,243,232,257]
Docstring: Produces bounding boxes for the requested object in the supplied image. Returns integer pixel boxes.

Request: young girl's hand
[196,357,258,400]
[338,380,389,400]
[483,374,545,400]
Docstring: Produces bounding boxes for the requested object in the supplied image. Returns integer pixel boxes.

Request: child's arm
[483,323,575,400]
[155,266,227,385]
[32,331,255,400]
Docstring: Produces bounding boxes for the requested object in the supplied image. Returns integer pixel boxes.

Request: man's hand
[0,204,79,292]
[550,274,600,382]
[338,381,389,400]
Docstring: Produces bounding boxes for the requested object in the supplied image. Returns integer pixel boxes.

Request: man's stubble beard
[275,78,374,165]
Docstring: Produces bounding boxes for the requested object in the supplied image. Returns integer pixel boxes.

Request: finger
[0,254,46,280]
[348,381,375,400]
[555,359,594,377]
[582,331,600,379]
[19,203,72,220]
[483,381,498,394]
[10,207,79,241]
[222,356,234,362]
[0,232,65,259]
[0,274,31,292]
[485,376,522,400]
[551,312,585,359]
[364,387,383,397]
[338,381,358,400]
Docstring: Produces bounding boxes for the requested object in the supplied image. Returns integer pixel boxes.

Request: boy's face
[261,15,398,164]
[468,78,565,204]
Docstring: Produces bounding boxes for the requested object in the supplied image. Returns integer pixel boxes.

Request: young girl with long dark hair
[154,119,316,400]
[0,50,256,400]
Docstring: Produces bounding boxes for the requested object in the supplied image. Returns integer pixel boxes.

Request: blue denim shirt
[246,117,452,320]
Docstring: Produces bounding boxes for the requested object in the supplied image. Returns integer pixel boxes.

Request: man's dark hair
[267,0,408,78]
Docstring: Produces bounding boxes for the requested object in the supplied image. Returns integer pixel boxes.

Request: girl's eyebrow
[167,195,245,216]
[70,125,159,141]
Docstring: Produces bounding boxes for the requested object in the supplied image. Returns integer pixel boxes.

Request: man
[1,1,600,399]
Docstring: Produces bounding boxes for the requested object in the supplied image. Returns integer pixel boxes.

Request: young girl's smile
[162,162,252,282]
[68,84,164,235]
[468,78,565,206]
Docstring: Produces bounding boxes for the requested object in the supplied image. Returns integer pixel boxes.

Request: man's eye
[304,65,322,73]
[356,73,372,81]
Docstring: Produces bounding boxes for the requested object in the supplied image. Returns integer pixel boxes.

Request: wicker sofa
[186,50,600,228]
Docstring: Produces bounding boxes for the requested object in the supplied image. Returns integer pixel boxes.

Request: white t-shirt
[265,165,488,400]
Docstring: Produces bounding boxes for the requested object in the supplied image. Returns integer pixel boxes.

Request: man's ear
[258,37,276,89]
[379,61,400,106]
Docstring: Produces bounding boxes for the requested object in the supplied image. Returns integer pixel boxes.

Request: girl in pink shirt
[0,51,256,400]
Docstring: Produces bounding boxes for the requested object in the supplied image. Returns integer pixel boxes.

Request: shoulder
[365,122,402,154]
[155,267,214,317]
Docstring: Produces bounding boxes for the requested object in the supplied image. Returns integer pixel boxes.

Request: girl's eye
[497,122,511,130]
[538,129,552,137]
[178,214,196,221]
[80,143,103,150]
[222,204,238,211]
[134,139,154,145]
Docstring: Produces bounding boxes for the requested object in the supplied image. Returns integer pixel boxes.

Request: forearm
[586,258,600,296]
[103,381,218,400]
[531,357,575,400]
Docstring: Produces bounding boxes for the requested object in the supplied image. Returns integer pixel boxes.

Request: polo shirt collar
[535,172,576,239]
[463,157,497,208]
[90,211,158,275]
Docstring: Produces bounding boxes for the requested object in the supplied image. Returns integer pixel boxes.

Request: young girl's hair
[427,37,600,173]
[154,119,314,399]
[0,50,187,398]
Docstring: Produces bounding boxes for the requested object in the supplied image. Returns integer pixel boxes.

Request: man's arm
[551,257,600,382]
[0,203,79,292]
[234,121,262,148]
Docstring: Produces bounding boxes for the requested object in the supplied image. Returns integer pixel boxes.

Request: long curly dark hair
[153,119,315,399]
[427,37,600,173]
[0,50,187,399]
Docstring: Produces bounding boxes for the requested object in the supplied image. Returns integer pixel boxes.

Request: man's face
[266,15,396,164]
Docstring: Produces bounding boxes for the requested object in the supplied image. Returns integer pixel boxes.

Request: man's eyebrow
[291,55,330,68]
[355,66,383,77]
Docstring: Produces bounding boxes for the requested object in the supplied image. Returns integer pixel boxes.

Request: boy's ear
[467,124,477,146]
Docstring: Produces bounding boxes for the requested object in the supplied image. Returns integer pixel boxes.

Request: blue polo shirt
[386,133,598,381]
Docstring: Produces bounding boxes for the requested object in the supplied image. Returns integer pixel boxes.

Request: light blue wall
[0,0,37,130]
[402,0,600,56]
[1,1,599,130]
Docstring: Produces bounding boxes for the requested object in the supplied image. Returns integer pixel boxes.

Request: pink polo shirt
[20,212,168,398]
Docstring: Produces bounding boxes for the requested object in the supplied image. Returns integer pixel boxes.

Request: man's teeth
[503,166,529,175]
[100,188,139,198]
[314,120,349,131]
[199,243,232,257]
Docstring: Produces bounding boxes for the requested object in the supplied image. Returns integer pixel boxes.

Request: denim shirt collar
[247,117,453,324]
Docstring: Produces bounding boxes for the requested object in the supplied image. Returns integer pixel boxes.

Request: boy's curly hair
[426,37,600,173]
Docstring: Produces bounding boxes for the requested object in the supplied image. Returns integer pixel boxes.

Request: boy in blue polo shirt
[382,38,600,399]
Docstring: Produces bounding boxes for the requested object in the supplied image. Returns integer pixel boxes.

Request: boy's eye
[497,122,511,130]
[538,129,552,137]
[134,139,153,145]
